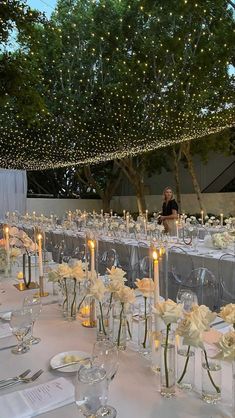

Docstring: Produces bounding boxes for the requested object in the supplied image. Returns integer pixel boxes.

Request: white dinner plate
[50,350,88,373]
[0,312,11,321]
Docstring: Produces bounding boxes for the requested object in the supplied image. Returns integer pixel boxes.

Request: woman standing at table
[159,187,178,235]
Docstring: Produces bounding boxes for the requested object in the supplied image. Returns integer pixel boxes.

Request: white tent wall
[0,169,27,219]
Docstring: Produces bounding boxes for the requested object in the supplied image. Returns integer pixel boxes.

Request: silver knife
[0,344,17,351]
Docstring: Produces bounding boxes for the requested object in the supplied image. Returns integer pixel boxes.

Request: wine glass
[10,309,33,354]
[23,295,42,344]
[75,364,108,417]
[176,289,198,312]
[92,340,119,418]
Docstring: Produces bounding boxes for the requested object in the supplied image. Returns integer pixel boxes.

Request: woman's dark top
[162,199,178,216]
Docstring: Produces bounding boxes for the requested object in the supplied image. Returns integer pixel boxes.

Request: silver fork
[0,369,31,386]
[0,369,44,390]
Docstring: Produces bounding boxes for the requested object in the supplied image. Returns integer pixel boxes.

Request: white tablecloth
[0,277,233,418]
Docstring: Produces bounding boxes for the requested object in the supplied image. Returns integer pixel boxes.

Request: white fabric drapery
[0,169,27,219]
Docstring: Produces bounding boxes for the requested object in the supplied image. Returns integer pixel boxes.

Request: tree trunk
[172,146,181,212]
[117,157,147,214]
[136,192,146,214]
[102,194,111,213]
[181,143,205,212]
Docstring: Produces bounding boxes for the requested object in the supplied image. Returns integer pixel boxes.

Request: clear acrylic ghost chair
[218,253,235,306]
[178,268,220,311]
[99,248,121,275]
[167,246,194,301]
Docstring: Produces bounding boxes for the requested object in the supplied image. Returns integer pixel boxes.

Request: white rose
[190,305,216,331]
[135,278,154,298]
[89,278,107,301]
[57,263,72,279]
[107,267,127,283]
[213,331,235,362]
[108,279,123,293]
[219,304,235,326]
[71,260,86,281]
[154,299,183,325]
[176,316,204,348]
[115,286,135,304]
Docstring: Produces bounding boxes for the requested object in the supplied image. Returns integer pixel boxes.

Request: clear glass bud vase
[201,350,221,404]
[112,302,127,351]
[177,337,195,391]
[96,301,110,341]
[138,298,152,356]
[160,328,175,398]
[62,278,78,321]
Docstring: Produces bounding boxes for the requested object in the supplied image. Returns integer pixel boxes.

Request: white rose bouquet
[154,300,183,390]
[176,305,219,392]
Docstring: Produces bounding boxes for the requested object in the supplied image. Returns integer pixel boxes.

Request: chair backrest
[218,253,235,304]
[169,246,194,284]
[179,267,220,311]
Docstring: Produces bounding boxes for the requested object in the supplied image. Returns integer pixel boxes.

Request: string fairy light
[0,0,234,170]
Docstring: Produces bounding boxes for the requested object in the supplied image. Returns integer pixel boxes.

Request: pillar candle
[152,250,160,306]
[37,234,43,277]
[89,240,95,279]
[5,226,10,266]
[220,213,223,227]
[201,210,204,225]
[126,213,130,233]
[175,220,179,240]
[144,218,147,236]
[145,209,148,220]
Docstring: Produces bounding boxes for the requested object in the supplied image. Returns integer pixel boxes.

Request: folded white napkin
[0,323,12,339]
[0,377,74,418]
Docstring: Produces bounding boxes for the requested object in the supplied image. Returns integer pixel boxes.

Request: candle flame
[38,233,42,240]
[5,226,9,233]
[88,239,95,249]
[152,250,158,261]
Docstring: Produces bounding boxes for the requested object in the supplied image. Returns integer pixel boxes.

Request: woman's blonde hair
[162,187,175,202]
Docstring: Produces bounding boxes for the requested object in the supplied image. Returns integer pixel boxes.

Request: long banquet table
[20,224,235,307]
[0,275,233,418]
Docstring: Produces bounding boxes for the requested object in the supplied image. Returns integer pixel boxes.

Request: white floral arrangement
[225,217,235,229]
[213,304,235,362]
[204,216,220,227]
[9,227,37,253]
[212,232,233,249]
[204,231,233,249]
[109,221,119,230]
[185,216,197,225]
[48,260,87,283]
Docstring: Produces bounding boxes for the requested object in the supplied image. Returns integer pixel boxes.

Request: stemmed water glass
[23,295,42,344]
[10,309,33,354]
[92,340,119,418]
[75,364,108,417]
